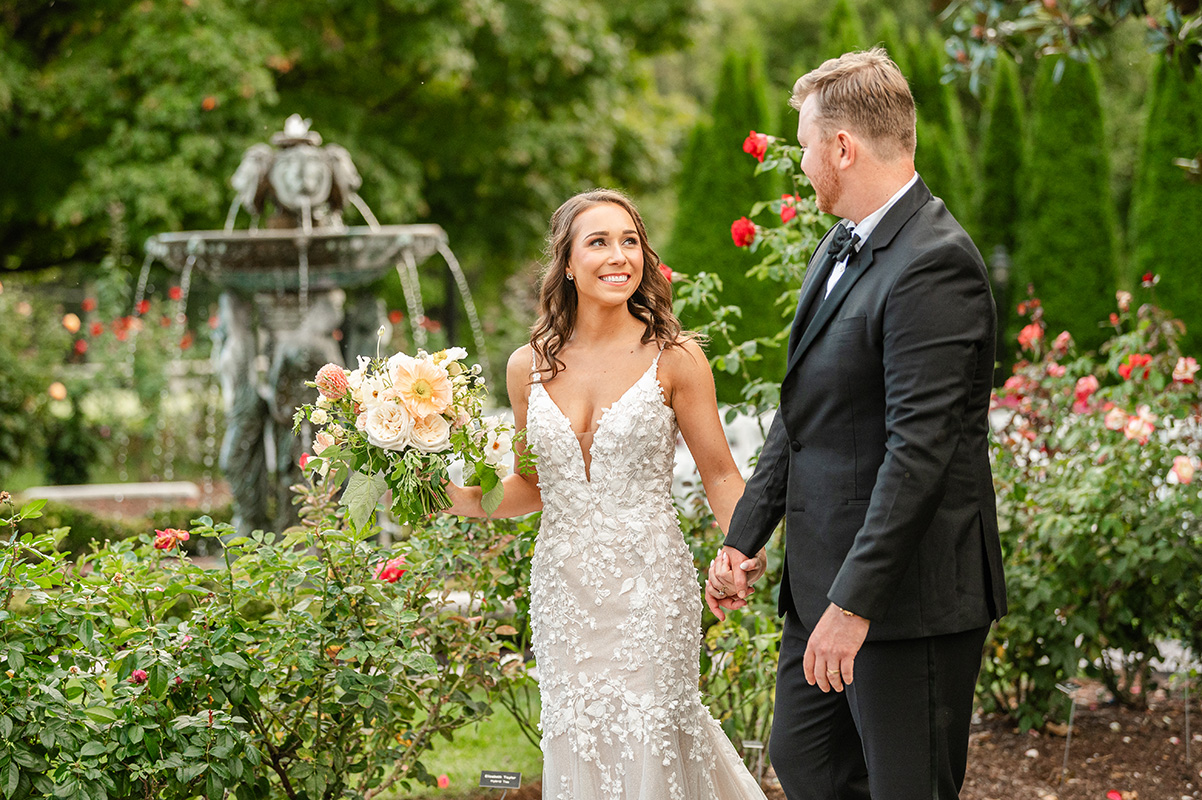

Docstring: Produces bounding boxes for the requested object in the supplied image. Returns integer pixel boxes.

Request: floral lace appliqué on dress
[526,350,767,800]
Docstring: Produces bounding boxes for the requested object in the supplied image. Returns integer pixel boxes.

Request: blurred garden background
[2,0,1201,798]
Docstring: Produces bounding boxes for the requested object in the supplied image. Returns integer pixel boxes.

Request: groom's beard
[809,159,843,216]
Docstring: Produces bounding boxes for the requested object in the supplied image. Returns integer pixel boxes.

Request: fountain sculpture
[145,115,488,535]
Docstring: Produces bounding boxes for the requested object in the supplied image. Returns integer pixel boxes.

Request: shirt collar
[842,172,918,251]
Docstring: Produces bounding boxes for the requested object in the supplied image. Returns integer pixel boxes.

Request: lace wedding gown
[526,350,768,800]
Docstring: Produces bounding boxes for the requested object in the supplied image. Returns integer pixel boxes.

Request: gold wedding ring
[826,668,841,675]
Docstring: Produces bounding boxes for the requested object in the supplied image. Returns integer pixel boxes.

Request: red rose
[659,263,673,283]
[136,299,150,315]
[179,331,193,350]
[73,339,88,355]
[129,669,148,685]
[168,286,182,301]
[81,297,97,312]
[388,309,404,324]
[90,322,104,337]
[1141,272,1158,288]
[731,217,756,248]
[374,556,407,583]
[742,131,769,162]
[780,194,798,224]
[1118,353,1152,381]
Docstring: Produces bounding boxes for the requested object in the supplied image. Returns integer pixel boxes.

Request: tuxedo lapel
[787,226,842,356]
[783,177,933,379]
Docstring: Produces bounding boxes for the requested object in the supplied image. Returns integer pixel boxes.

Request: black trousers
[770,612,990,800]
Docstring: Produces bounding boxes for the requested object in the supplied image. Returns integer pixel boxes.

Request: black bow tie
[829,224,860,263]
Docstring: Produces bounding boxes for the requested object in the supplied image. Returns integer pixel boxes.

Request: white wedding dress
[526,350,768,800]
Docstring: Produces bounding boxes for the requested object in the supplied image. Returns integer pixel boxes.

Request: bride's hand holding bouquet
[293,345,515,530]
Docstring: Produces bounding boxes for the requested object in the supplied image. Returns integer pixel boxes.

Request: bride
[446,188,768,799]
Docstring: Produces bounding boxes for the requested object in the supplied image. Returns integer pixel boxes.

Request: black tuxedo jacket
[725,176,1007,641]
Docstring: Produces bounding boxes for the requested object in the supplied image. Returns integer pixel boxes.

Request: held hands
[802,602,870,694]
[703,545,767,621]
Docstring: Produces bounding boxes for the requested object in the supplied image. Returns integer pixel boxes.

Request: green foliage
[977,52,1025,259]
[1,0,699,300]
[872,10,912,76]
[0,476,538,799]
[984,290,1202,729]
[1129,59,1202,351]
[0,286,49,482]
[820,0,869,64]
[1016,55,1118,353]
[665,49,781,403]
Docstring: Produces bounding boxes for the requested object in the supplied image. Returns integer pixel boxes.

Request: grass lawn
[385,697,543,799]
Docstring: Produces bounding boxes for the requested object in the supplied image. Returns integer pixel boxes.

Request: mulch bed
[471,681,1200,799]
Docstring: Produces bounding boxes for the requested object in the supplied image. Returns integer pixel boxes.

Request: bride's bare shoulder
[657,336,713,393]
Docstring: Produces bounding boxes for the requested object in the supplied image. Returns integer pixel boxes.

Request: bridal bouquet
[293,347,515,528]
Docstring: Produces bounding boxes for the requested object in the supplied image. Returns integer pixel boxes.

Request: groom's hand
[803,602,870,693]
[704,546,766,621]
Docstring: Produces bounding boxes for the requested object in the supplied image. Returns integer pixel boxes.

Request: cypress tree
[1017,55,1118,351]
[1130,59,1202,351]
[977,51,1024,259]
[665,48,779,403]
[820,0,868,63]
[872,9,911,77]
[915,116,959,212]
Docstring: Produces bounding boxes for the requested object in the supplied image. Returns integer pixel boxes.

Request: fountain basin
[145,224,447,292]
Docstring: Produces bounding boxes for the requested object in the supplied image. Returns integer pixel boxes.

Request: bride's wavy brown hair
[530,189,693,383]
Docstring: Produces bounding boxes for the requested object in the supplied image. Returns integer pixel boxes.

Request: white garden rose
[409,413,452,453]
[310,408,329,425]
[364,403,414,451]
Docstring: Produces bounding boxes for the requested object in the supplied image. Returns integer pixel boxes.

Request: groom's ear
[834,130,857,169]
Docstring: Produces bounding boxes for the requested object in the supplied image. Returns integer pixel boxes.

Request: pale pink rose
[1104,407,1128,431]
[1074,375,1100,402]
[315,363,349,400]
[409,413,452,453]
[392,359,453,417]
[1116,290,1132,312]
[1123,405,1157,445]
[313,430,336,454]
[355,412,368,432]
[1052,331,1073,354]
[1173,356,1199,384]
[1171,455,1196,485]
[1048,363,1066,377]
[364,402,415,451]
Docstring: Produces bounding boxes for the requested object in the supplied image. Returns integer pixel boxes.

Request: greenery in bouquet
[984,278,1202,729]
[293,346,518,529]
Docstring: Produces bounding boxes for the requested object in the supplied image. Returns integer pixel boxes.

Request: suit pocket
[828,315,866,336]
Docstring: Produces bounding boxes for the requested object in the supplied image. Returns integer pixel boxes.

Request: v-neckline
[535,357,659,483]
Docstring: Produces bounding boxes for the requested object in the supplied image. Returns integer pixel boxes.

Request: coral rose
[392,359,453,417]
[315,363,349,400]
[154,528,190,550]
[1017,323,1043,352]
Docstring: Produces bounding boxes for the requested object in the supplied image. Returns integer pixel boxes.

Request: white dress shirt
[824,172,919,299]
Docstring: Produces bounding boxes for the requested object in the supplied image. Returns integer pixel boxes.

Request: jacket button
[791,440,802,451]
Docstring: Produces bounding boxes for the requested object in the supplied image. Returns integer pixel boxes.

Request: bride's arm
[445,346,543,519]
[664,340,747,535]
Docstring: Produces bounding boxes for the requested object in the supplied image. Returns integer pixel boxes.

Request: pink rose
[1074,375,1099,402]
[1123,405,1157,445]
[313,430,336,454]
[437,775,451,789]
[742,131,768,162]
[375,556,407,583]
[1052,331,1072,354]
[1116,291,1132,312]
[129,669,148,685]
[1173,356,1198,383]
[1047,363,1066,378]
[731,217,756,248]
[1171,455,1195,485]
[315,363,349,400]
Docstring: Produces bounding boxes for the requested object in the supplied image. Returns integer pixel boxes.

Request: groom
[708,49,1007,799]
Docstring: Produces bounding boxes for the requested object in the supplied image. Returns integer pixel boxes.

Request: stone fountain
[144,115,488,535]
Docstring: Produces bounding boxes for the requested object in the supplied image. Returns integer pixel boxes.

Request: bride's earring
[566,272,575,282]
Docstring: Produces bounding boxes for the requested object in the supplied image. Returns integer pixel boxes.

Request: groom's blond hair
[790,48,916,159]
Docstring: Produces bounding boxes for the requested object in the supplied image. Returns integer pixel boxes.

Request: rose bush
[983,285,1202,729]
[0,467,536,799]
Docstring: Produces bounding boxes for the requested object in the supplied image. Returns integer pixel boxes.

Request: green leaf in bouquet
[344,471,388,533]
[482,482,504,518]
